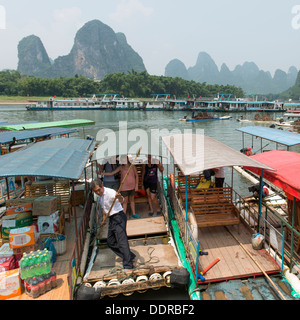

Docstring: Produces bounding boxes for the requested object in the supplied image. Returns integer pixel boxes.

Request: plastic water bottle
[44,273,52,292]
[37,275,46,295]
[50,269,57,288]
[27,256,35,278]
[25,278,32,296]
[31,277,40,298]
[42,253,51,274]
[35,254,43,276]
[20,256,28,279]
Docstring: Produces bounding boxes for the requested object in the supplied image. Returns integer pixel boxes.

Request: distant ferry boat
[26,94,286,112]
[26,95,115,111]
[188,95,285,112]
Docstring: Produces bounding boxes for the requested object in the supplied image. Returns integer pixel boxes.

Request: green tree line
[0,69,245,98]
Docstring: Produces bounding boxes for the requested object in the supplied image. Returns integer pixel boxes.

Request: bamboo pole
[90,147,142,246]
[225,226,286,300]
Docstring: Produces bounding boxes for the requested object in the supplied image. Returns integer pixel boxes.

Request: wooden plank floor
[197,223,281,283]
[87,243,180,282]
[8,206,84,300]
[99,215,167,240]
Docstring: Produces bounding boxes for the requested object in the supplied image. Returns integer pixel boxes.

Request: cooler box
[32,196,57,216]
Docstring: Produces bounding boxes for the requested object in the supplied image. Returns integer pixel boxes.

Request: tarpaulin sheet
[245,150,300,199]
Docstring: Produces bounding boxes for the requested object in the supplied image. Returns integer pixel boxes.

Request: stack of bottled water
[19,249,57,298]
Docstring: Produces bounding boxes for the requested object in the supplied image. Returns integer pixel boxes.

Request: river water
[0,104,289,300]
[0,104,289,198]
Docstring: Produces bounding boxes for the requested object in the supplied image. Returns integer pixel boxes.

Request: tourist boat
[78,131,200,299]
[180,113,231,122]
[165,99,188,111]
[189,95,285,113]
[111,97,143,110]
[161,133,300,300]
[139,94,170,111]
[25,94,120,111]
[0,137,97,300]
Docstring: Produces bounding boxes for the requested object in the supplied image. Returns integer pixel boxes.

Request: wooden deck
[197,223,281,284]
[85,200,181,285]
[8,206,84,300]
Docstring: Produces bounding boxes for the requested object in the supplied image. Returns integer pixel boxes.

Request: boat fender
[170,268,190,288]
[121,278,135,296]
[107,279,121,297]
[149,273,162,290]
[136,275,148,293]
[74,283,101,300]
[93,280,106,288]
[163,271,172,287]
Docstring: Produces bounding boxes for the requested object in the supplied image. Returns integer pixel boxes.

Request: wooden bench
[177,172,203,204]
[190,187,240,232]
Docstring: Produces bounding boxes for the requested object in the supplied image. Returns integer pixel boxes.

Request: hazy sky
[1,0,300,76]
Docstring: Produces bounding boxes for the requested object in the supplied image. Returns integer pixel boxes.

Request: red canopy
[244,150,300,200]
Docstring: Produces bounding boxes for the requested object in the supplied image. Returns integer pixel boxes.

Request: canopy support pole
[258,169,263,233]
[185,176,188,221]
[290,197,296,270]
[72,180,79,241]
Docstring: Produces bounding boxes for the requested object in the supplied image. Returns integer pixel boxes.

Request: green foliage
[0,69,244,98]
[99,71,245,98]
[0,71,101,97]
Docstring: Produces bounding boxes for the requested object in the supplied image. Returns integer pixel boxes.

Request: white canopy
[162,133,275,176]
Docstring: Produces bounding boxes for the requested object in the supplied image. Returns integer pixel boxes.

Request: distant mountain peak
[165,52,298,94]
[17,19,146,79]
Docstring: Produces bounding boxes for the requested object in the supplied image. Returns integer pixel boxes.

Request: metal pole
[185,176,188,221]
[290,197,296,270]
[258,169,263,233]
[72,180,78,239]
[281,231,285,275]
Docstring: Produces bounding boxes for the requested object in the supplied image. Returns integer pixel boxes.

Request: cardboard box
[0,269,21,300]
[32,196,57,216]
[12,244,37,256]
[0,243,13,258]
[9,225,36,249]
[6,203,32,216]
[37,211,59,234]
[1,211,33,239]
[0,256,15,272]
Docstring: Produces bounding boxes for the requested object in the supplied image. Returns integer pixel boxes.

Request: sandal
[156,211,161,216]
[132,214,140,219]
[148,212,154,216]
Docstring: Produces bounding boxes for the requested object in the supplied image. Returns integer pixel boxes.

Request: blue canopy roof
[0,127,78,144]
[0,138,95,180]
[236,126,300,147]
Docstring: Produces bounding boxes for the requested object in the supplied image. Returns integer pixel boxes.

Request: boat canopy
[0,138,95,180]
[91,130,162,163]
[0,127,78,144]
[162,133,274,176]
[0,119,95,131]
[236,126,300,147]
[245,150,300,200]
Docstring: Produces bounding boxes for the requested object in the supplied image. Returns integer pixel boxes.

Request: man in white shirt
[91,178,136,270]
